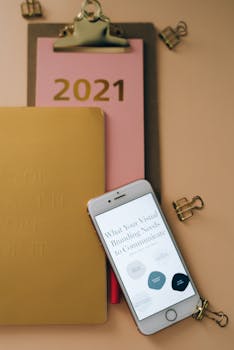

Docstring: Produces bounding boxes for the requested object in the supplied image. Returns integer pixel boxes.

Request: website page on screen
[95,194,195,320]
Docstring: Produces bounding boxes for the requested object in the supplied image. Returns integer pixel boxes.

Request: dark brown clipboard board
[27,22,161,199]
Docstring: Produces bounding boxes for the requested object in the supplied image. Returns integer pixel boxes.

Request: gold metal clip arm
[205,310,229,327]
[192,298,229,328]
[173,195,204,221]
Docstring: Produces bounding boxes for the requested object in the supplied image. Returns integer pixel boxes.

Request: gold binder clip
[159,21,188,49]
[193,298,229,327]
[54,0,130,52]
[21,0,43,18]
[173,195,204,221]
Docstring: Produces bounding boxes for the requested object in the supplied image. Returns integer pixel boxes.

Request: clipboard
[27,8,160,304]
[27,22,160,198]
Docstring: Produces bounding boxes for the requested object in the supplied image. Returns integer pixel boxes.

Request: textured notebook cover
[0,107,106,325]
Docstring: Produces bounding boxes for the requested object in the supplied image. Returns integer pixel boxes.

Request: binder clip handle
[175,21,188,37]
[190,195,204,210]
[159,21,188,49]
[77,0,108,22]
[192,298,229,328]
[173,195,204,221]
[21,0,43,18]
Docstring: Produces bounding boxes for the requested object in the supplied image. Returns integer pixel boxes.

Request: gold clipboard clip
[53,0,130,52]
[193,298,229,327]
[173,195,204,221]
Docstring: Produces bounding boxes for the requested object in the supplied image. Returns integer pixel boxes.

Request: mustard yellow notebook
[0,107,106,325]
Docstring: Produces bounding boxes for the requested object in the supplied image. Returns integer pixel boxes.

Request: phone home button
[165,309,177,322]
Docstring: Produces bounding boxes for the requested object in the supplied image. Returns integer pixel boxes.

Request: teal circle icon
[148,271,166,290]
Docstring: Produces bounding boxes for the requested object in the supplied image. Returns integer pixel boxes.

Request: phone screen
[95,193,196,321]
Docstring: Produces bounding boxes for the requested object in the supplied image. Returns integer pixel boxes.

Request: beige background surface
[0,0,233,349]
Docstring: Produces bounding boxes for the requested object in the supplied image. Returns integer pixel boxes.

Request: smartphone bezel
[88,179,201,335]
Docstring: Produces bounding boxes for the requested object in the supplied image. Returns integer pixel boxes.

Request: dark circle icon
[165,309,177,322]
[172,273,190,291]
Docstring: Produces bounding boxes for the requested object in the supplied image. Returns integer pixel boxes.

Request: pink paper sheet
[36,38,144,190]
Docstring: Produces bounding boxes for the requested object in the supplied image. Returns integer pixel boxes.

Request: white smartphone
[87,179,201,335]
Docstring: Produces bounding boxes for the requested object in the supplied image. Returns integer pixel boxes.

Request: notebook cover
[27,23,160,304]
[0,107,106,325]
